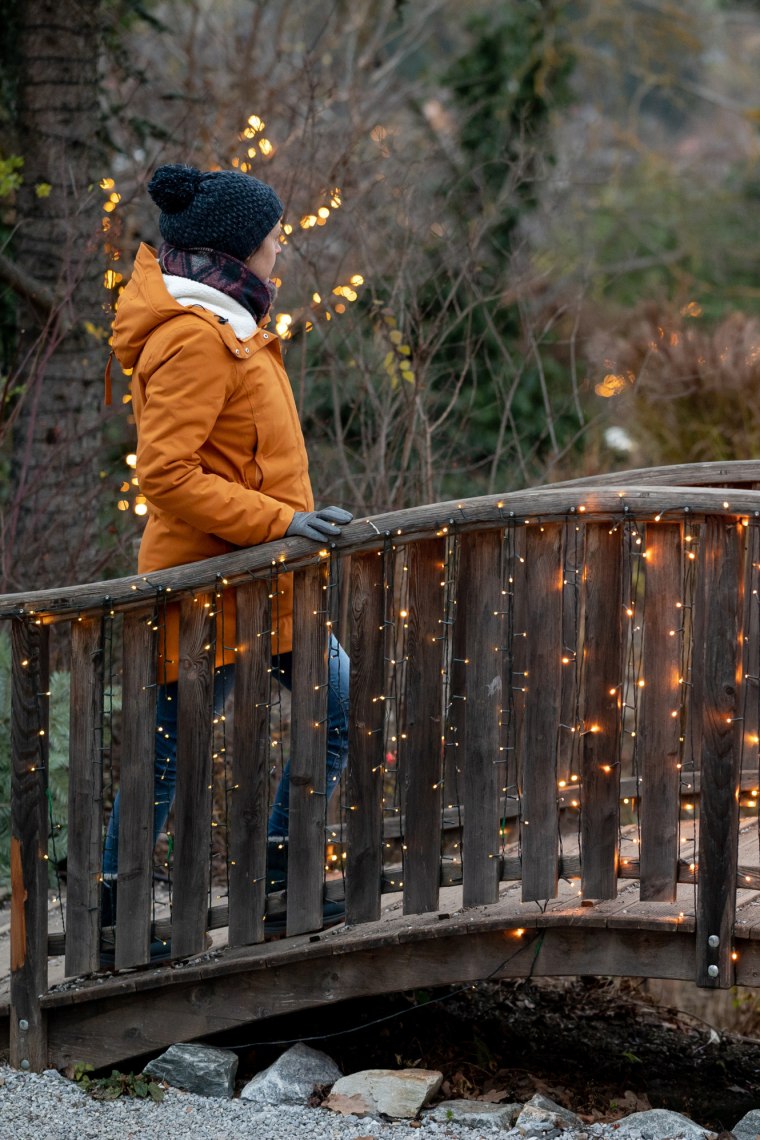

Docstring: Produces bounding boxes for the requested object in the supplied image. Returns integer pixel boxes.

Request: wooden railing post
[287,561,331,935]
[695,516,744,987]
[10,617,49,1071]
[580,522,623,899]
[459,530,503,908]
[346,551,386,924]
[229,578,271,946]
[402,536,446,915]
[66,615,104,976]
[172,594,215,960]
[521,523,563,902]
[114,608,159,968]
[639,523,683,901]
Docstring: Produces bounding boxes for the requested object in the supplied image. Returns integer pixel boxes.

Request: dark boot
[99,877,172,968]
[266,837,288,893]
[264,838,345,936]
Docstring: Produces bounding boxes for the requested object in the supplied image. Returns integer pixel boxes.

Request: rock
[612,1108,711,1138]
[240,1041,342,1105]
[324,1068,443,1120]
[732,1108,760,1139]
[426,1099,523,1129]
[143,1043,238,1099]
[515,1093,583,1133]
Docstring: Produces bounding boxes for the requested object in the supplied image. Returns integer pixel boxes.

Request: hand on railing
[285,506,354,542]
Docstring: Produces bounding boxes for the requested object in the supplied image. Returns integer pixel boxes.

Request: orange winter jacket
[111,243,314,680]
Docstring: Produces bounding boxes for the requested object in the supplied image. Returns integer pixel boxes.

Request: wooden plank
[741,520,760,776]
[171,594,214,960]
[459,530,503,907]
[9,487,760,623]
[287,563,330,936]
[580,522,623,899]
[639,522,683,901]
[228,580,271,946]
[346,551,386,924]
[444,541,466,818]
[42,925,703,1071]
[547,460,760,491]
[115,609,158,969]
[402,537,446,915]
[520,524,563,902]
[558,518,585,785]
[695,516,744,987]
[65,616,104,977]
[508,524,528,812]
[10,617,49,1071]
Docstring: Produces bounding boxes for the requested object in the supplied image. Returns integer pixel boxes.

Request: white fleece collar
[162,274,257,340]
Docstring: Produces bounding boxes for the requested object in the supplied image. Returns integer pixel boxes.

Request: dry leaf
[479,1088,509,1103]
[322,1092,371,1116]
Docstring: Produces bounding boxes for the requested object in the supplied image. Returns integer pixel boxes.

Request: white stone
[612,1108,711,1139]
[326,1068,443,1119]
[240,1042,342,1105]
[516,1093,583,1133]
[733,1109,760,1140]
[426,1099,522,1129]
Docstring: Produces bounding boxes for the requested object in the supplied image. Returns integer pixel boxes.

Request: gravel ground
[0,1065,643,1140]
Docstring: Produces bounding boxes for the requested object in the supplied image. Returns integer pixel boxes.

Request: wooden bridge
[5,460,760,1073]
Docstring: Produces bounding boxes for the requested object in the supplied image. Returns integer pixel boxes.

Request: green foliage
[72,1062,165,1102]
[0,153,22,197]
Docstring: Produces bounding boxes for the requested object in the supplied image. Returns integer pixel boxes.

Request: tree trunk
[4,0,109,593]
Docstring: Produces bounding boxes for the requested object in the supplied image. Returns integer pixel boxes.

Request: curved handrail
[541,459,760,489]
[2,479,760,619]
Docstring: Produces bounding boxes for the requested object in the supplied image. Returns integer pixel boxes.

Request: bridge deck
[3,818,760,1069]
[6,463,760,1071]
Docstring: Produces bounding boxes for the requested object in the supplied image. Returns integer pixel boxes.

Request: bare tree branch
[0,248,57,315]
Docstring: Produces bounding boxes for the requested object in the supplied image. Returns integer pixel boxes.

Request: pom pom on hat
[147,163,283,262]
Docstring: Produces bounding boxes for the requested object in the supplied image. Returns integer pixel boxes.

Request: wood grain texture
[41,923,709,1071]
[5,483,760,621]
[695,517,744,987]
[346,552,386,924]
[402,537,446,915]
[639,523,683,901]
[115,610,158,969]
[171,595,214,960]
[229,580,271,946]
[459,530,503,907]
[10,618,49,1071]
[287,563,330,936]
[521,524,563,902]
[65,616,104,976]
[580,523,623,899]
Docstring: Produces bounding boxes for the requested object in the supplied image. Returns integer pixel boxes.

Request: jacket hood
[111,242,242,370]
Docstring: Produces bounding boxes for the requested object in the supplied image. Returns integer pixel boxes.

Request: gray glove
[285,505,354,541]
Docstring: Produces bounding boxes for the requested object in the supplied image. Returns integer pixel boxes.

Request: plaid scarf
[158,244,276,324]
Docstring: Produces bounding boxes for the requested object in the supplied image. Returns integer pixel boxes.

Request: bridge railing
[6,460,760,1070]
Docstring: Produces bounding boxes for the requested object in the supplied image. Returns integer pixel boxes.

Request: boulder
[730,1108,760,1140]
[612,1108,711,1139]
[143,1043,238,1099]
[240,1041,342,1105]
[515,1093,583,1133]
[426,1099,523,1129]
[324,1068,443,1119]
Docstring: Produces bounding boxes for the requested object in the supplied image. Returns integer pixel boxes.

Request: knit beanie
[147,164,283,261]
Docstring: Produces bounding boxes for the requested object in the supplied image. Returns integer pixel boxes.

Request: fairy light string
[382,533,404,890]
[17,490,760,981]
[499,516,519,870]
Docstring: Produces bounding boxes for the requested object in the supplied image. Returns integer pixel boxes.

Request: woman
[102,164,352,949]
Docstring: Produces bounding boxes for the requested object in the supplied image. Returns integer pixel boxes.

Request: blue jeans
[103,636,350,876]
